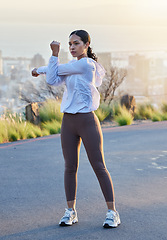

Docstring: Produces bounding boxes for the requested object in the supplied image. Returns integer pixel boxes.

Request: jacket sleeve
[37,56,87,86]
[57,57,87,75]
[37,56,65,86]
[94,62,106,87]
[36,57,65,86]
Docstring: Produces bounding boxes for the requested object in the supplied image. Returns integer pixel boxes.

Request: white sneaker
[59,208,78,226]
[103,210,121,228]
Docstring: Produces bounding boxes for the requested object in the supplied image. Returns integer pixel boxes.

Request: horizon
[0,0,167,61]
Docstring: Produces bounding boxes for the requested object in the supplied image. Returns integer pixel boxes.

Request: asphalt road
[0,121,167,240]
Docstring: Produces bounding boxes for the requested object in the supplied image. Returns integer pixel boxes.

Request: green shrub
[137,105,147,119]
[134,111,143,120]
[114,106,133,126]
[161,103,167,113]
[134,103,154,120]
[0,120,9,143]
[16,122,27,139]
[26,131,36,139]
[100,103,114,117]
[145,103,154,111]
[151,111,167,122]
[39,99,63,123]
[95,103,115,122]
[41,129,50,136]
[112,102,121,117]
[152,113,162,122]
[95,108,109,122]
[30,124,43,138]
[41,120,61,134]
[161,113,167,121]
[143,107,153,119]
[0,135,3,144]
[8,129,20,142]
[25,123,41,139]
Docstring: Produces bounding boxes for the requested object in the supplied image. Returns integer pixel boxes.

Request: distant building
[148,57,167,103]
[2,57,31,79]
[126,54,150,96]
[59,49,69,64]
[30,54,45,68]
[97,52,111,73]
[116,53,167,103]
[111,52,129,68]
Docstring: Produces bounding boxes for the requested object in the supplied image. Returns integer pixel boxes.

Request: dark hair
[69,30,98,62]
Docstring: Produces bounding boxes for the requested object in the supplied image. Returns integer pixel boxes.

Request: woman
[32,30,120,228]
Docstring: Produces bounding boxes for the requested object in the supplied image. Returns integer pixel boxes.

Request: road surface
[0,121,167,240]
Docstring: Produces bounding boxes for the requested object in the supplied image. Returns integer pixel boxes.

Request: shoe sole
[59,218,78,227]
[103,222,121,228]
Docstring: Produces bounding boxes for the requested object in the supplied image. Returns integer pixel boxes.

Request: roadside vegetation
[0,100,167,143]
[0,100,62,143]
[133,102,167,122]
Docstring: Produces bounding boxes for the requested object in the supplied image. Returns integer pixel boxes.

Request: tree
[98,66,127,105]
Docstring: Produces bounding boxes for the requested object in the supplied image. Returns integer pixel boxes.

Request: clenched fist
[32,68,39,77]
[50,41,60,56]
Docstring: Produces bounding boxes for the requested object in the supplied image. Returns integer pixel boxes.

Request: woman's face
[69,34,89,60]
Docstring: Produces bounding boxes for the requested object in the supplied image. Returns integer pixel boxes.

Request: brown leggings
[61,112,115,202]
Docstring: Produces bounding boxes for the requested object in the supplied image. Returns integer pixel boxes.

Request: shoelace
[106,211,117,221]
[63,208,73,218]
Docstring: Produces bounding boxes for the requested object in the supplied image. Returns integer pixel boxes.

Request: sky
[0,0,167,61]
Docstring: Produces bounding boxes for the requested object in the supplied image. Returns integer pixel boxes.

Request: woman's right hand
[50,41,60,57]
[32,68,39,77]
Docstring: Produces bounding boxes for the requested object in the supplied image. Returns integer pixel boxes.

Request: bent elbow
[46,72,57,85]
[46,73,63,86]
